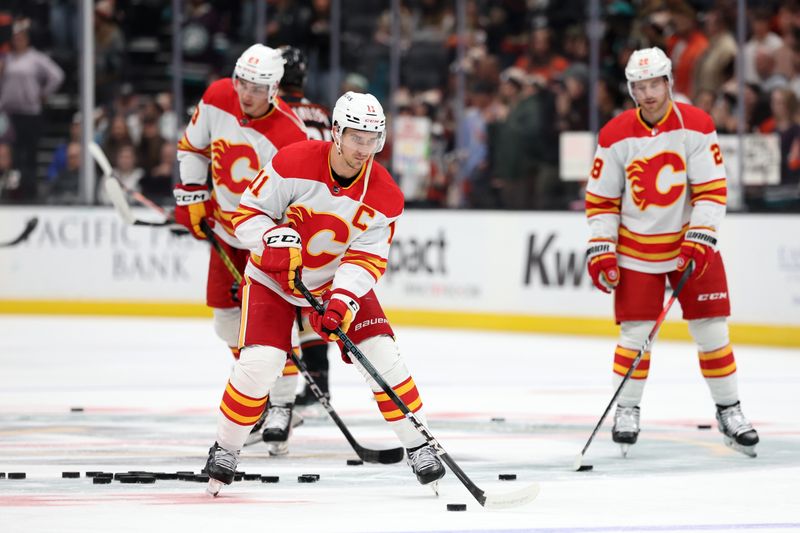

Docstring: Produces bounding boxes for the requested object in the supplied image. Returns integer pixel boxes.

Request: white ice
[1,315,798,533]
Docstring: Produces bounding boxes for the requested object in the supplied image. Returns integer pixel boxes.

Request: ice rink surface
[1,315,798,533]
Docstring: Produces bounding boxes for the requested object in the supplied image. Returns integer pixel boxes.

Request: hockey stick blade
[0,217,38,247]
[296,277,539,508]
[289,352,404,464]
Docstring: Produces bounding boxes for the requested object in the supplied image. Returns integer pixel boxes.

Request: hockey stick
[199,220,405,464]
[573,262,695,471]
[89,141,173,227]
[288,351,405,464]
[0,217,38,247]
[296,278,540,509]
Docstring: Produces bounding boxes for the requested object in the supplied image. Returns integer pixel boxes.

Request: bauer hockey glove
[677,227,717,279]
[309,290,360,341]
[254,224,303,294]
[586,238,619,293]
[174,184,213,240]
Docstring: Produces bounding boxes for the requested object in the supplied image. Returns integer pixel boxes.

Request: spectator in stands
[101,115,134,169]
[760,87,800,187]
[693,8,737,100]
[665,1,708,98]
[97,143,143,205]
[743,7,784,86]
[0,18,64,202]
[138,142,175,206]
[137,116,165,175]
[0,141,22,203]
[555,63,589,131]
[49,141,81,205]
[47,112,81,185]
[156,92,178,141]
[94,1,126,106]
[514,26,569,83]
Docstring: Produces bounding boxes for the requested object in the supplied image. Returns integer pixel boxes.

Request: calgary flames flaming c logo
[626,152,686,210]
[211,139,260,195]
[286,205,351,269]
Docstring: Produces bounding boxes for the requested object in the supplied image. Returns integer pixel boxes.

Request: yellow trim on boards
[1,300,798,348]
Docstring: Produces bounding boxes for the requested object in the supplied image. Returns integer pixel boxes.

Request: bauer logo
[523,232,590,288]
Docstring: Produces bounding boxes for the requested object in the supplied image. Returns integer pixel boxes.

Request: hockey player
[585,47,759,457]
[204,91,446,496]
[173,44,308,451]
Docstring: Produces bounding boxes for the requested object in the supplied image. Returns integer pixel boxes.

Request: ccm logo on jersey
[353,317,388,331]
[697,292,728,301]
[265,234,301,246]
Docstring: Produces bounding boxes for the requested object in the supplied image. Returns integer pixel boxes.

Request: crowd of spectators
[1,0,799,212]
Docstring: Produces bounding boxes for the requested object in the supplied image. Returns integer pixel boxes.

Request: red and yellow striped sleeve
[586,192,621,218]
[341,249,387,282]
[690,178,726,206]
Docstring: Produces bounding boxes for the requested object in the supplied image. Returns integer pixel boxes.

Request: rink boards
[0,206,798,346]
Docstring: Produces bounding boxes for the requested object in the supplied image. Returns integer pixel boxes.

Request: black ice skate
[407,444,445,494]
[262,403,302,456]
[612,405,641,457]
[716,402,759,457]
[204,442,240,496]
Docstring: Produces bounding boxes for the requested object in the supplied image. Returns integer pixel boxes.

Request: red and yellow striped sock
[219,381,267,426]
[698,343,737,378]
[374,376,422,422]
[613,345,651,379]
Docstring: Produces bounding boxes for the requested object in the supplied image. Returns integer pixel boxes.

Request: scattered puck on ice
[0,473,5,479]
[136,476,157,484]
[697,424,712,430]
[577,465,594,472]
[491,417,506,423]
[8,473,26,479]
[446,503,467,512]
[261,476,279,483]
[85,471,104,478]
[346,459,363,466]
[297,474,319,483]
[498,474,517,481]
[62,472,81,478]
[243,473,261,481]
[93,477,112,484]
[118,476,138,484]
[70,407,84,412]
[193,474,210,482]
[155,473,177,480]
[301,474,320,481]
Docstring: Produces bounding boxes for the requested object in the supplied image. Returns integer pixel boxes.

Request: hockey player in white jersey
[204,91,445,495]
[585,47,759,457]
[173,44,308,453]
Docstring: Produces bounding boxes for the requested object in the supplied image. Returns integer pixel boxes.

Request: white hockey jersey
[233,140,404,307]
[177,78,307,248]
[585,102,727,274]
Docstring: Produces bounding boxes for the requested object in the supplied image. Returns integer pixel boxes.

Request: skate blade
[268,442,290,456]
[243,432,264,447]
[206,479,224,497]
[428,480,439,497]
[723,437,757,457]
[620,444,630,458]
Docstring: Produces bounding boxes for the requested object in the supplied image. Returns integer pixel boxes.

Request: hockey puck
[261,476,279,483]
[491,417,506,423]
[498,474,517,481]
[136,476,157,484]
[8,473,26,479]
[93,477,112,484]
[243,473,261,481]
[62,472,81,478]
[155,473,178,480]
[297,474,319,483]
[697,424,712,430]
[0,473,5,479]
[577,464,594,472]
[446,503,467,512]
[70,407,84,412]
[85,471,104,478]
[346,459,363,466]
